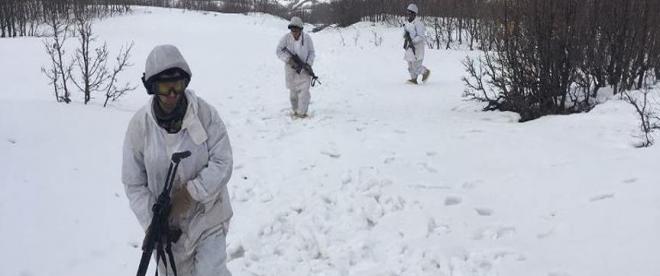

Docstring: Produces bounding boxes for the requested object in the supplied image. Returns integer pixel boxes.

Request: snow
[275,0,329,10]
[1,6,659,276]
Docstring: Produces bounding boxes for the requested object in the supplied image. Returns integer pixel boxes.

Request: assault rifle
[282,47,321,87]
[136,151,191,276]
[404,31,416,55]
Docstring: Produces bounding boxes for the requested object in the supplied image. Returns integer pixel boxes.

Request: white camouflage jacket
[122,89,233,253]
[403,17,427,61]
[276,32,316,91]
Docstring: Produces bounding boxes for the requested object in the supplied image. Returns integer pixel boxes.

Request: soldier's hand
[288,58,300,69]
[287,59,301,73]
[141,224,152,250]
[170,185,193,220]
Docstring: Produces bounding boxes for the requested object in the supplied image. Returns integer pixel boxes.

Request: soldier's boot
[422,69,431,82]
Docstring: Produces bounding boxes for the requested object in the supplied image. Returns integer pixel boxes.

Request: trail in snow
[0,7,659,276]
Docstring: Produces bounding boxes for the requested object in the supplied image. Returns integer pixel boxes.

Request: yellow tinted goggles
[155,79,186,95]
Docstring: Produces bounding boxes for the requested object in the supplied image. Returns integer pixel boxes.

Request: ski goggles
[154,78,187,95]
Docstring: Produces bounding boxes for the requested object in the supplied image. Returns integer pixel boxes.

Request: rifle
[136,151,191,276]
[282,47,321,87]
[404,31,416,56]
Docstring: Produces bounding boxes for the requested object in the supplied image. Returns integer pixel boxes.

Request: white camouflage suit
[403,17,429,80]
[122,45,233,276]
[276,30,316,115]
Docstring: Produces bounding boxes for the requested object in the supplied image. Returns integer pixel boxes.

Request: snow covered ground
[275,0,326,10]
[1,7,659,276]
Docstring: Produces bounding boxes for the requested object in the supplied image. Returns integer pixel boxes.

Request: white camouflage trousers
[157,228,231,276]
[407,59,428,80]
[290,88,310,115]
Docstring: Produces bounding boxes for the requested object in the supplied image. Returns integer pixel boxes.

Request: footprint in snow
[427,218,451,236]
[473,226,516,240]
[444,196,462,206]
[7,138,16,144]
[321,150,341,159]
[259,192,274,203]
[537,228,555,239]
[462,180,482,190]
[548,272,572,276]
[589,193,614,202]
[622,178,637,184]
[341,172,352,185]
[418,162,438,173]
[19,271,35,276]
[227,244,245,262]
[475,208,493,216]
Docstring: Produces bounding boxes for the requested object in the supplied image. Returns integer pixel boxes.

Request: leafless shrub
[71,12,107,104]
[463,0,660,122]
[68,10,135,106]
[371,30,382,47]
[103,42,136,107]
[41,13,73,103]
[623,78,660,147]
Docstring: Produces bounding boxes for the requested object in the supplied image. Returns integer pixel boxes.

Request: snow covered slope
[276,0,328,10]
[1,7,659,276]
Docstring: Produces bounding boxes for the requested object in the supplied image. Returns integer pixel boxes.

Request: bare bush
[352,29,360,47]
[371,30,382,47]
[68,10,135,106]
[463,0,660,121]
[103,42,136,107]
[462,54,505,112]
[338,30,346,47]
[623,79,660,147]
[71,12,108,104]
[41,13,73,103]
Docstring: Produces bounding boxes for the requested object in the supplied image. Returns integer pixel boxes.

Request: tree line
[462,0,660,121]
[312,0,660,122]
[0,0,297,38]
[0,0,133,37]
[5,0,660,122]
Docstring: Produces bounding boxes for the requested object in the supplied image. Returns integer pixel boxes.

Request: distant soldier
[276,16,317,118]
[403,4,430,84]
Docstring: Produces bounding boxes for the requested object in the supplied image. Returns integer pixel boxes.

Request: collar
[149,90,208,145]
[290,32,305,45]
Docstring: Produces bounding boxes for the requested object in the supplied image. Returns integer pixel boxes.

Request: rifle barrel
[136,249,153,276]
